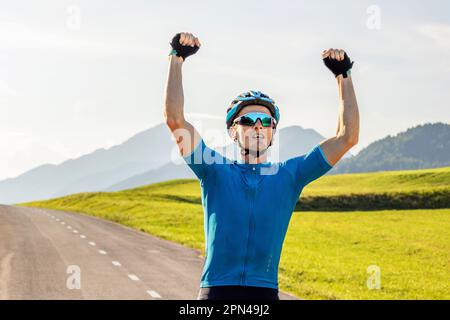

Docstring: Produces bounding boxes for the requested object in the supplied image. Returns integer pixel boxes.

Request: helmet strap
[236,132,269,158]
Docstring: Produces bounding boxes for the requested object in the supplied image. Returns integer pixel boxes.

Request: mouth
[253,133,265,139]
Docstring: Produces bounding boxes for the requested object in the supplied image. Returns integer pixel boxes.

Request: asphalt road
[0,204,298,300]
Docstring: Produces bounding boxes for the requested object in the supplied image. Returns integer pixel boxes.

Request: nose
[253,118,263,130]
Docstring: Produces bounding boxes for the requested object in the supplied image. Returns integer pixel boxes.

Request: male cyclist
[163,32,359,300]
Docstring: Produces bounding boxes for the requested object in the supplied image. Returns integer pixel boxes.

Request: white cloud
[185,113,223,120]
[0,20,161,57]
[0,79,18,96]
[416,24,450,49]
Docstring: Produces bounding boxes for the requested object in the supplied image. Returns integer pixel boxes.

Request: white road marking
[147,290,162,299]
[40,211,159,298]
[128,274,139,281]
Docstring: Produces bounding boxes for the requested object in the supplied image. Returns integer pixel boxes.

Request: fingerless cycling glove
[169,33,200,61]
[323,52,354,78]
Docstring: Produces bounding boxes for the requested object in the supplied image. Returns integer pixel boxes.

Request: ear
[269,127,276,147]
[233,130,238,141]
[228,127,237,141]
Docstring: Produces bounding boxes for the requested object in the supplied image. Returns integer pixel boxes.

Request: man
[164,32,359,300]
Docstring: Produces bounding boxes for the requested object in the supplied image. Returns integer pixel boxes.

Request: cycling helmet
[226,90,280,129]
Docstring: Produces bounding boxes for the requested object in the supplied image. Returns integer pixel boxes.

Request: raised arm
[319,48,360,166]
[164,32,202,157]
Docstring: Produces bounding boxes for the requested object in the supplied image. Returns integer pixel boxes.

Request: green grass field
[18,167,450,299]
[305,166,450,196]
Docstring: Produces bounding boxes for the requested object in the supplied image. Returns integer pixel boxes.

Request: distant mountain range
[332,123,450,174]
[0,124,327,204]
[106,125,327,191]
[1,122,448,205]
[0,124,173,204]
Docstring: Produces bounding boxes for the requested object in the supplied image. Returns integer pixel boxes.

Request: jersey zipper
[241,183,255,285]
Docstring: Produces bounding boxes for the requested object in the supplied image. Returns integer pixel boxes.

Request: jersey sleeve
[288,144,333,187]
[182,138,225,182]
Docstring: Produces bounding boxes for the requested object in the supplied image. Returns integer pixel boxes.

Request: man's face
[230,105,276,154]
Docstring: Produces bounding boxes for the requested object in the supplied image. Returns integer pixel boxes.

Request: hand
[322,48,354,78]
[169,32,201,61]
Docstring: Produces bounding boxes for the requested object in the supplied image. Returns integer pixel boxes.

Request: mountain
[3,120,448,205]
[0,123,327,204]
[276,126,327,161]
[0,123,175,205]
[106,161,196,191]
[332,122,450,174]
[106,125,327,191]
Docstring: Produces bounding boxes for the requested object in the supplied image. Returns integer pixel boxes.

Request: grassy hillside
[18,167,450,299]
[307,166,450,196]
[299,167,450,211]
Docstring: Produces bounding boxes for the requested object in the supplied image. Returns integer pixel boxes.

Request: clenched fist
[322,48,354,78]
[169,32,201,61]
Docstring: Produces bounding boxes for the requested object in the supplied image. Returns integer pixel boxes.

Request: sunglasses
[232,112,277,128]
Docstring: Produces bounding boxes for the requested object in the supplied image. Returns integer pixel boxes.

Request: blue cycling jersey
[183,138,333,289]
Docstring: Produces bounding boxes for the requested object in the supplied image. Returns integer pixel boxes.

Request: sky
[0,0,449,180]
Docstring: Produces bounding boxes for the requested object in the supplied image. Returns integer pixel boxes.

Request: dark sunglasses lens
[239,116,256,126]
[261,116,273,127]
[237,114,274,127]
